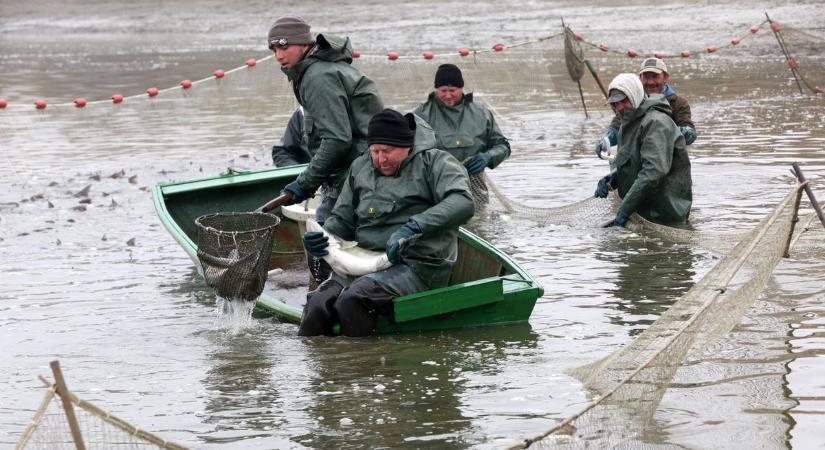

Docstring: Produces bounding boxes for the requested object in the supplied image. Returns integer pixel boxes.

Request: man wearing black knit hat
[298,108,474,337]
[414,63,511,207]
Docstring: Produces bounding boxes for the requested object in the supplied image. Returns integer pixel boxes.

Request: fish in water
[305,219,392,277]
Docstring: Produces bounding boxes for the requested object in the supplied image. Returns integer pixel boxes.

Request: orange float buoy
[423,51,434,59]
[458,48,470,56]
[731,37,741,45]
[352,50,361,58]
[788,59,797,69]
[680,50,691,58]
[770,22,780,32]
[387,51,399,60]
[74,98,87,107]
[598,43,609,52]
[245,58,256,67]
[627,48,638,57]
[653,51,664,59]
[706,45,718,53]
[180,79,192,89]
[814,86,823,94]
[0,98,7,108]
[750,25,760,33]
[574,33,583,41]
[493,43,504,52]
[146,87,159,97]
[112,94,124,104]
[214,69,225,78]
[35,99,47,109]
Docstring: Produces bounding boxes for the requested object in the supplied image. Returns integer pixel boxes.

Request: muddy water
[2,1,824,449]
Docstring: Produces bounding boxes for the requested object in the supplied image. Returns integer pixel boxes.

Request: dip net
[17,366,187,450]
[195,212,280,302]
[507,182,824,449]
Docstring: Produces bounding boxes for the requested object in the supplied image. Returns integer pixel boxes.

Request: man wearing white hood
[594,73,692,226]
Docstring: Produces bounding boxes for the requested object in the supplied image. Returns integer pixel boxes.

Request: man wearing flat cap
[595,57,697,159]
[594,73,692,227]
[267,15,383,220]
[298,108,474,337]
[413,64,511,207]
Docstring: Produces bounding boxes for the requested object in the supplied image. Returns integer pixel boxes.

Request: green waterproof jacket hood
[281,34,384,195]
[612,94,693,224]
[323,114,474,289]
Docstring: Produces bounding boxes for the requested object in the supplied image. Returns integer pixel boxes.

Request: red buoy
[814,86,823,94]
[653,51,664,59]
[574,33,583,41]
[74,98,87,107]
[146,87,159,97]
[788,59,798,69]
[352,50,361,58]
[731,37,741,45]
[680,50,691,58]
[0,99,7,109]
[770,22,780,32]
[387,51,399,60]
[214,69,225,78]
[627,48,638,57]
[35,99,47,109]
[458,48,470,56]
[598,43,609,52]
[493,43,504,52]
[750,25,760,33]
[245,58,257,67]
[112,94,124,104]
[706,45,718,53]
[180,79,192,89]
[423,51,434,60]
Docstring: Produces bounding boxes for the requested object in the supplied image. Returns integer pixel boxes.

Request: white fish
[305,219,392,277]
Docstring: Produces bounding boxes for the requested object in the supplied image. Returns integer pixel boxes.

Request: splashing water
[214,298,258,334]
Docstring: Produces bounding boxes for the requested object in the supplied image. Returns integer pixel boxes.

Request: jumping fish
[305,219,392,277]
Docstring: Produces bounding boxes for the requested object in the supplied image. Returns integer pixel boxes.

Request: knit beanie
[368,109,416,147]
[268,16,314,48]
[434,64,464,88]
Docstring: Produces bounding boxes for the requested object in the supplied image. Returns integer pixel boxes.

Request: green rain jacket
[611,94,692,224]
[324,115,475,289]
[282,34,383,195]
[413,93,510,202]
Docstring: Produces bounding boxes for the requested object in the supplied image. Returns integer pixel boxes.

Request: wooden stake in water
[50,360,86,450]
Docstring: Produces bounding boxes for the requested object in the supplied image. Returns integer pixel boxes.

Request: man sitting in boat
[594,73,693,226]
[271,107,310,167]
[298,109,475,337]
[268,15,383,220]
[413,64,511,206]
[595,58,696,160]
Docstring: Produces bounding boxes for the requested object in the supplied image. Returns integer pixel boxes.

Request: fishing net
[17,378,187,450]
[507,182,822,449]
[195,212,280,301]
[563,26,585,83]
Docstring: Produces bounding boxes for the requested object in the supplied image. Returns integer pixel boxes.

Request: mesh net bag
[195,212,280,301]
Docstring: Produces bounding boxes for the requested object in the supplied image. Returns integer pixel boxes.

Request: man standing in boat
[298,109,474,337]
[595,58,696,159]
[594,73,692,226]
[413,64,511,207]
[268,16,383,220]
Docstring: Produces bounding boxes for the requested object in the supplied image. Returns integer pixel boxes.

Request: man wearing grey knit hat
[267,15,384,284]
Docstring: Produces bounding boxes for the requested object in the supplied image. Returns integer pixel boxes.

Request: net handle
[256,191,294,213]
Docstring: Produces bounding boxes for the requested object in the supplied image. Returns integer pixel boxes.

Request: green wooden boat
[152,166,543,333]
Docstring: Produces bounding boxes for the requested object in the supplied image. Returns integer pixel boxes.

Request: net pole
[50,360,86,450]
[782,181,806,257]
[792,162,825,228]
[765,12,804,95]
